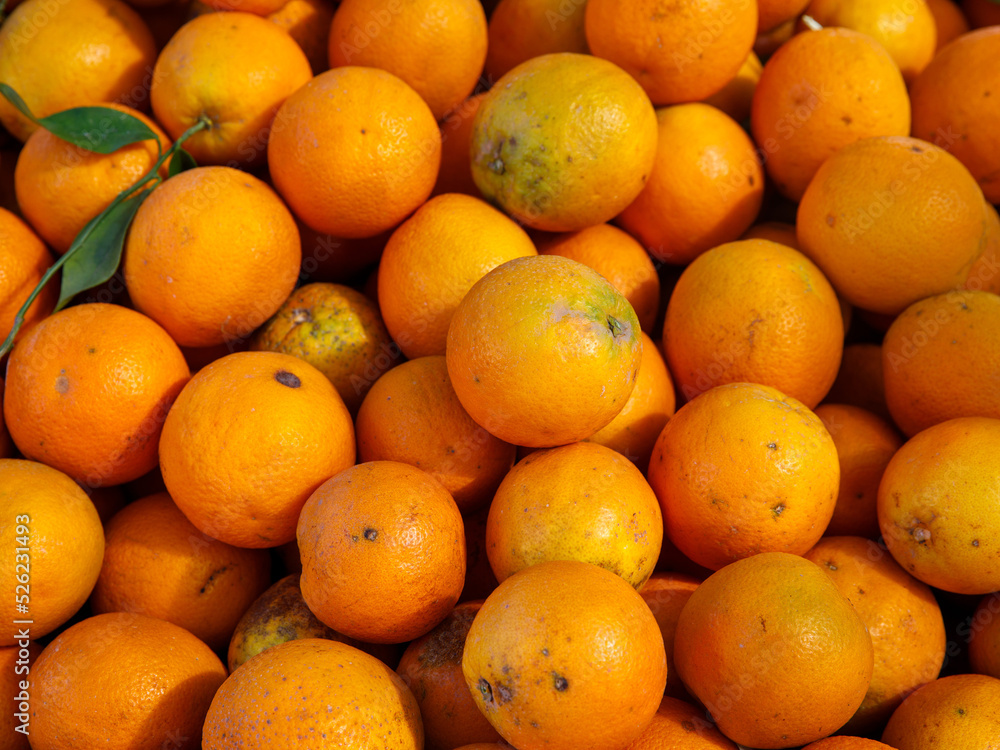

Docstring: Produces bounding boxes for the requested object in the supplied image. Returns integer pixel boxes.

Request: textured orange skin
[675,552,874,749]
[159,351,356,549]
[969,593,1000,679]
[883,291,1000,437]
[925,0,970,49]
[801,738,898,749]
[4,304,190,486]
[814,405,903,539]
[355,356,516,515]
[750,27,910,201]
[0,0,157,142]
[964,200,1000,295]
[624,696,738,750]
[202,0,287,15]
[486,442,662,589]
[30,612,227,750]
[823,343,892,424]
[742,220,800,248]
[446,255,642,447]
[758,0,811,32]
[881,674,1000,748]
[396,602,503,750]
[433,93,486,198]
[0,643,40,749]
[0,380,11,459]
[0,207,57,345]
[805,536,946,734]
[484,0,589,80]
[124,166,301,348]
[15,105,169,254]
[584,0,757,105]
[267,0,336,74]
[537,224,660,333]
[797,137,986,317]
[662,240,843,408]
[462,560,667,750]
[648,382,840,571]
[701,51,762,124]
[268,66,441,239]
[297,461,466,644]
[150,12,312,166]
[0,460,104,645]
[204,639,423,749]
[638,572,701,701]
[378,193,537,359]
[878,417,1000,595]
[329,0,488,120]
[90,492,272,652]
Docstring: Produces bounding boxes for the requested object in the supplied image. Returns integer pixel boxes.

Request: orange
[1,642,41,749]
[267,0,336,74]
[0,206,57,346]
[742,219,800,248]
[328,0,488,120]
[14,105,169,255]
[648,382,840,571]
[484,0,589,81]
[925,0,970,49]
[250,282,398,413]
[801,739,898,749]
[434,92,486,198]
[377,193,537,359]
[804,536,947,734]
[617,103,764,266]
[759,0,811,32]
[0,379,11,459]
[150,11,312,166]
[446,254,642,447]
[4,303,190,486]
[203,638,423,748]
[883,290,1000,437]
[355,356,517,515]
[586,331,676,472]
[470,53,658,232]
[90,491,272,652]
[662,239,844,408]
[396,601,503,750]
[754,16,798,58]
[297,460,466,643]
[268,66,441,239]
[813,405,903,539]
[123,166,302,348]
[536,223,660,333]
[910,27,1000,203]
[964,200,1000,295]
[584,0,757,105]
[0,460,104,645]
[159,351,356,548]
[674,552,874,749]
[802,0,937,84]
[823,343,893,424]
[462,560,667,750]
[638,572,701,701]
[201,0,286,15]
[969,593,1000,679]
[29,612,227,750]
[486,441,663,588]
[963,0,1000,26]
[624,696,738,750]
[878,416,1000,595]
[0,0,157,142]
[881,674,1000,748]
[701,51,763,124]
[750,27,910,201]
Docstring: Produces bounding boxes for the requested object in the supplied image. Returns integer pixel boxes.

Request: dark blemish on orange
[275,370,302,388]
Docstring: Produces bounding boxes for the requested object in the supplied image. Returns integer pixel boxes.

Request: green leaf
[168,147,198,177]
[56,187,152,310]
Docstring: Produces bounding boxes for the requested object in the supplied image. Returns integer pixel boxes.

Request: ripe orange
[4,303,190,486]
[201,0,286,14]
[396,601,503,750]
[462,560,667,750]
[377,193,537,359]
[486,441,663,589]
[433,92,486,198]
[0,206,57,345]
[90,491,272,652]
[662,239,843,408]
[584,0,758,105]
[964,200,1000,295]
[648,382,840,571]
[1,642,40,750]
[801,739,898,749]
[882,290,1000,437]
[638,572,701,701]
[150,11,312,166]
[484,0,589,81]
[804,536,947,734]
[0,0,157,142]
[881,674,1000,748]
[969,593,1000,679]
[616,103,764,266]
[823,343,893,424]
[159,351,356,548]
[0,380,11,459]
[446,254,642,447]
[123,166,302,348]
[925,0,970,49]
[750,27,911,201]
[674,552,875,749]
[29,612,227,750]
[878,417,1000,595]
[701,50,763,124]
[267,0,337,74]
[0,460,104,645]
[328,0,488,120]
[268,66,441,239]
[624,696,738,750]
[355,356,517,515]
[759,0,811,32]
[297,461,466,643]
[470,53,658,232]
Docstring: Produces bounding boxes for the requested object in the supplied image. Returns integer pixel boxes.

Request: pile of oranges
[1,0,1000,747]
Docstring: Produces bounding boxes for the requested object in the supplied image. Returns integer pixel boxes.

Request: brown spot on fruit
[275,370,301,388]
